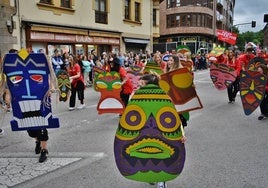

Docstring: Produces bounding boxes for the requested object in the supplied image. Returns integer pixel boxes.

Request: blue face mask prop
[3,49,59,131]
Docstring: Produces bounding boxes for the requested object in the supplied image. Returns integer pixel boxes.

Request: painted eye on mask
[156,106,181,132]
[30,75,43,83]
[9,75,23,84]
[112,81,122,89]
[120,104,146,131]
[96,81,107,89]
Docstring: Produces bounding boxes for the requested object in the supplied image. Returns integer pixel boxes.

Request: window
[61,0,71,8]
[166,14,180,28]
[134,2,140,22]
[153,9,157,26]
[125,0,130,20]
[39,0,52,4]
[95,0,108,24]
[166,13,212,28]
[167,0,180,8]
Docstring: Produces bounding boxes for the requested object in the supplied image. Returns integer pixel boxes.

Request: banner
[217,29,237,45]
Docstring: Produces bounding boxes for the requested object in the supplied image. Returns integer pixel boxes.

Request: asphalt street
[0,69,268,188]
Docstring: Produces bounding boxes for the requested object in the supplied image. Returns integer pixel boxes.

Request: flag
[217,30,237,45]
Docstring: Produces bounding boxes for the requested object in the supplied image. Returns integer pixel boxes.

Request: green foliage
[235,29,264,50]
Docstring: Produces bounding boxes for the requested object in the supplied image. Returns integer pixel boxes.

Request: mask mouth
[13,100,52,128]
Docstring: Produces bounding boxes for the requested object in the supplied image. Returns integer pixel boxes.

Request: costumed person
[257,64,268,120]
[165,55,188,127]
[0,49,60,163]
[114,73,186,188]
[226,48,242,103]
[110,57,133,110]
[68,54,85,110]
[238,45,256,71]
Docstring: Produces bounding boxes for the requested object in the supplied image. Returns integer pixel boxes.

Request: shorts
[27,129,49,141]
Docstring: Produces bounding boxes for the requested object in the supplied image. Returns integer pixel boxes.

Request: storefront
[24,24,121,58]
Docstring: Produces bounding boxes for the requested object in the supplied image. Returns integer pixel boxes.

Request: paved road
[0,69,268,188]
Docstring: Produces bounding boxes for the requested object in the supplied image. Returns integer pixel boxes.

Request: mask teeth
[19,100,41,112]
[14,113,51,128]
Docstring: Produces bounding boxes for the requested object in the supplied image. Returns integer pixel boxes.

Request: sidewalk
[0,152,105,188]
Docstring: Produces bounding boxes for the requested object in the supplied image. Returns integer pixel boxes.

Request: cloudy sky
[233,0,268,33]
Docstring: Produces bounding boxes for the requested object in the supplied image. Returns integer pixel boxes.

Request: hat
[246,45,254,52]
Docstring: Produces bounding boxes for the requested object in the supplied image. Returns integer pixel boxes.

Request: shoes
[77,104,85,109]
[35,141,41,154]
[258,115,267,120]
[68,107,75,111]
[228,101,234,104]
[149,182,156,185]
[0,129,4,135]
[39,149,48,163]
[157,182,166,188]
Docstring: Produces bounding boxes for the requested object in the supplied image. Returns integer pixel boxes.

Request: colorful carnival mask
[3,49,59,131]
[144,61,163,74]
[240,70,266,115]
[210,63,237,90]
[114,84,185,183]
[126,66,143,91]
[94,71,124,114]
[159,68,203,113]
[247,57,266,71]
[57,70,71,102]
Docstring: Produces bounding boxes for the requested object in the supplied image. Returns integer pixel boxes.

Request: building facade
[155,0,235,54]
[0,0,17,56]
[1,0,160,57]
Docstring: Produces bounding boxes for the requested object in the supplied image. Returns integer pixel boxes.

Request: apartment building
[1,0,160,57]
[155,0,235,54]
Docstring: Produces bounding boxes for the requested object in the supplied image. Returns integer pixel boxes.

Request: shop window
[61,0,71,8]
[95,0,108,24]
[40,0,52,4]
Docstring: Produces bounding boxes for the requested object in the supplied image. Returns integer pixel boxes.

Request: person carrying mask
[68,54,85,110]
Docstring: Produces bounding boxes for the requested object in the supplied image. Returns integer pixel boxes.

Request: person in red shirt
[133,54,145,73]
[226,48,242,103]
[110,57,133,109]
[68,54,85,110]
[238,46,255,70]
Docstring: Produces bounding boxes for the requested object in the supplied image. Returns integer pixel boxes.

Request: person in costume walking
[226,48,242,103]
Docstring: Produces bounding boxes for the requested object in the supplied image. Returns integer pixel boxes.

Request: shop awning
[124,38,150,44]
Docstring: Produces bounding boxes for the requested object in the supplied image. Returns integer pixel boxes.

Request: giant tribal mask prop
[240,70,266,115]
[57,69,71,102]
[114,84,185,183]
[3,49,59,131]
[126,65,143,92]
[159,68,203,113]
[210,63,237,90]
[94,71,124,114]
